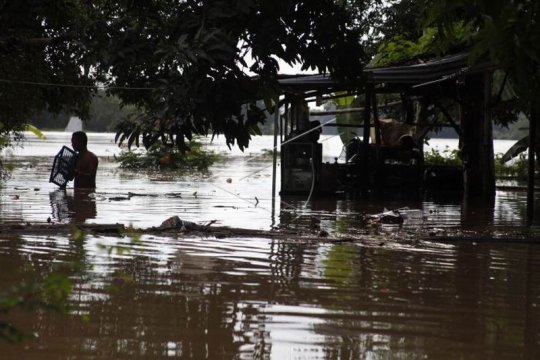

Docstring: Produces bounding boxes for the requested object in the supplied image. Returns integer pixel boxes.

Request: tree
[0,1,369,154]
[0,1,102,138]
[104,1,367,150]
[425,0,540,109]
[425,0,540,171]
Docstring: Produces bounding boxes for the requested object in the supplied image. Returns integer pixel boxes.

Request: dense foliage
[370,0,539,143]
[425,147,530,179]
[1,0,538,149]
[425,0,540,110]
[116,140,221,171]
[0,0,102,140]
[423,147,462,166]
[495,153,529,179]
[1,0,367,153]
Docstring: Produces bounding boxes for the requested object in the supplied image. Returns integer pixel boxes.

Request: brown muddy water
[1,132,539,359]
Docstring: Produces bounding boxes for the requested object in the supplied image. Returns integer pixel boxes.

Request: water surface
[1,132,539,359]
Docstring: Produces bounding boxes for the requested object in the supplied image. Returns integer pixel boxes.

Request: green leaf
[23,124,46,140]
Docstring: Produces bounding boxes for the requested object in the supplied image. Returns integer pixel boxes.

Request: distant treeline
[30,93,135,132]
[30,93,526,140]
[30,94,277,135]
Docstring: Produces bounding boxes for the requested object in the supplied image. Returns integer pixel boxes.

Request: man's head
[71,131,88,152]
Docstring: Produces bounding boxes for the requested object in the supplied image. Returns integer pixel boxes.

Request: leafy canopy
[1,0,368,152]
[425,0,540,108]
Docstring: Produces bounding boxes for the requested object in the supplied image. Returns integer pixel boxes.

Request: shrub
[424,147,462,166]
[494,153,529,179]
[116,140,221,171]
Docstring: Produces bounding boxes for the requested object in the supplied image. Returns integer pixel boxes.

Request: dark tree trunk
[460,72,496,199]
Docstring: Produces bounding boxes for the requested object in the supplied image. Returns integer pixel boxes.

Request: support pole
[362,88,372,194]
[527,106,537,225]
[372,91,382,191]
[461,73,495,199]
[363,89,371,147]
[271,99,280,224]
[372,92,381,149]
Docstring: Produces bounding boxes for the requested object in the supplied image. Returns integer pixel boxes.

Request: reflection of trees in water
[227,240,308,358]
[3,232,540,359]
[279,197,364,233]
[312,243,540,359]
[0,231,90,345]
[282,190,537,232]
[269,240,305,300]
[76,255,241,359]
[494,190,540,226]
[56,240,306,359]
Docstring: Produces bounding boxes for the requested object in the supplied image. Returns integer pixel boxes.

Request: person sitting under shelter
[378,118,416,150]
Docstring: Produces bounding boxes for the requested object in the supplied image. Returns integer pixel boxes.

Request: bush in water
[116,140,221,171]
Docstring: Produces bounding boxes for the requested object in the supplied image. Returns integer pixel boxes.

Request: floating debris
[127,192,158,197]
[108,196,130,201]
[367,208,407,225]
[159,216,196,231]
[318,229,329,237]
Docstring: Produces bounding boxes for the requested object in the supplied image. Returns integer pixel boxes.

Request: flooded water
[0,132,526,230]
[1,132,540,359]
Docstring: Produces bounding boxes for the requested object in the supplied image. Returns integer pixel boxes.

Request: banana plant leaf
[335,93,359,145]
[501,136,528,163]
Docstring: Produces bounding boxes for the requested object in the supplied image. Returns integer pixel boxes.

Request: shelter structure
[274,53,501,201]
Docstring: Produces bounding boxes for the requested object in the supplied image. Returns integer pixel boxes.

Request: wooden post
[372,92,381,148]
[482,71,496,196]
[416,100,428,184]
[372,91,382,190]
[363,89,371,148]
[284,102,289,136]
[362,88,372,193]
[527,106,537,224]
[272,99,279,204]
[460,72,495,199]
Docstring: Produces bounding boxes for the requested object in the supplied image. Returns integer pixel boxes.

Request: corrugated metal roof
[277,53,472,92]
[366,53,469,84]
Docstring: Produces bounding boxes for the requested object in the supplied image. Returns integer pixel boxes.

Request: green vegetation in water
[424,147,529,179]
[495,153,529,179]
[0,226,146,343]
[116,140,221,171]
[0,227,87,343]
[424,147,462,166]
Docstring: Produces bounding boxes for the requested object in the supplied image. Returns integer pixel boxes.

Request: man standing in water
[70,131,98,189]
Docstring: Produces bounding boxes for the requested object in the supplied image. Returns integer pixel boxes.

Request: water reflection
[2,132,540,358]
[0,131,538,229]
[462,196,496,230]
[49,189,97,223]
[1,234,540,359]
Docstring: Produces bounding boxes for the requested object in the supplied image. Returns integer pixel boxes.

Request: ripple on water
[1,133,540,359]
